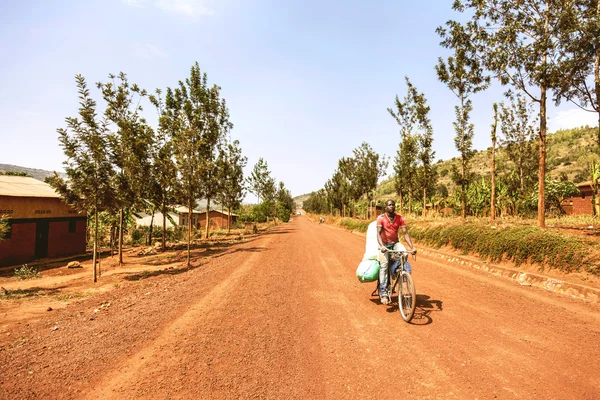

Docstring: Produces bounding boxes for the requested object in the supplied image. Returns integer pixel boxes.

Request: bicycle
[371,249,417,322]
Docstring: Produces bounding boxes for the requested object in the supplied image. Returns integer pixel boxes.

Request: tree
[98,72,153,265]
[200,91,232,239]
[158,62,221,266]
[303,189,329,214]
[325,169,350,216]
[148,89,178,250]
[46,74,116,282]
[247,158,276,221]
[412,87,436,216]
[350,142,388,218]
[451,0,579,227]
[388,77,421,214]
[436,20,490,219]
[490,103,499,221]
[553,0,600,146]
[528,179,579,214]
[216,139,247,232]
[276,181,294,222]
[499,95,539,194]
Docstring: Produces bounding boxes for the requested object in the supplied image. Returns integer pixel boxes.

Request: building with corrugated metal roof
[0,175,87,266]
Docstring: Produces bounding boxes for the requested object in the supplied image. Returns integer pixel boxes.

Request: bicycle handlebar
[385,249,416,254]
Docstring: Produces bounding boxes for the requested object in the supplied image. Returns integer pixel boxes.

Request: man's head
[385,200,396,215]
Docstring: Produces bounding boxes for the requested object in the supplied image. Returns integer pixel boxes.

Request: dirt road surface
[2,216,600,399]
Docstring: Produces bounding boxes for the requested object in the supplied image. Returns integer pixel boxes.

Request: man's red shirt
[376,213,406,244]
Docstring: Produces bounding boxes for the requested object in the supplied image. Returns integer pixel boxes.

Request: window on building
[69,220,77,233]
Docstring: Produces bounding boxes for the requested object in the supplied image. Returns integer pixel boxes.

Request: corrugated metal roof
[0,176,60,198]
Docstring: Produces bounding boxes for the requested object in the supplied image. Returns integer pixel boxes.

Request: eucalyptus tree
[553,0,600,146]
[450,0,579,227]
[410,86,436,216]
[158,63,221,266]
[499,95,539,194]
[216,139,247,232]
[338,156,358,216]
[200,93,232,239]
[148,88,178,250]
[247,158,276,221]
[325,169,350,216]
[276,181,294,222]
[304,189,328,214]
[490,103,499,221]
[46,74,116,282]
[436,20,490,219]
[98,72,153,265]
[388,77,420,213]
[350,142,388,218]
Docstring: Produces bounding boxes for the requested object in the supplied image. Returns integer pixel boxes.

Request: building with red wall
[0,176,87,266]
[561,181,596,215]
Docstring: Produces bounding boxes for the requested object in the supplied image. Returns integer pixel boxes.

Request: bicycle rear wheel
[398,272,416,322]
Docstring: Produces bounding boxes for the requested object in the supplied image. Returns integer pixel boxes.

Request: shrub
[14,264,41,280]
[409,223,596,275]
[338,218,370,233]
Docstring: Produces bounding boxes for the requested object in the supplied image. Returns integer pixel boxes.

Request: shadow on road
[410,294,443,326]
[373,293,443,325]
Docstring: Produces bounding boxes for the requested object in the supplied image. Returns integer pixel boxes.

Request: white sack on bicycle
[363,221,380,260]
[356,221,381,282]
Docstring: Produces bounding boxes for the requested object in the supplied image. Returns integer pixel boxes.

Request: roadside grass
[307,212,600,276]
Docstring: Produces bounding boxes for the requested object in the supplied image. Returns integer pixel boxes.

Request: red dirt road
[2,216,600,399]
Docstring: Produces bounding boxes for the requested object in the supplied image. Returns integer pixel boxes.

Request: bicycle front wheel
[398,272,416,322]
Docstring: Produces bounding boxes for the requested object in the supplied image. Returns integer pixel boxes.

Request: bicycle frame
[371,249,417,322]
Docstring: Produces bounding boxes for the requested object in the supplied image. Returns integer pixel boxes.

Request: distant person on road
[377,199,415,305]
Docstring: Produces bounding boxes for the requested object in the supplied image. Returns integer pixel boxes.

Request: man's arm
[376,224,387,252]
[401,226,415,251]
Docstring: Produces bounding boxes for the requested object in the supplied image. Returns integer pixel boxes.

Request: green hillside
[295,125,600,205]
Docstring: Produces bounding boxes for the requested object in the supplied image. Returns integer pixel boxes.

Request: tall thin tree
[46,75,116,282]
[451,0,578,227]
[436,20,490,219]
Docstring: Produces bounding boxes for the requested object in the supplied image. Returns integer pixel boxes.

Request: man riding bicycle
[377,199,415,305]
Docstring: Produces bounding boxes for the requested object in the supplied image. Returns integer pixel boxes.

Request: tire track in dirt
[88,233,279,399]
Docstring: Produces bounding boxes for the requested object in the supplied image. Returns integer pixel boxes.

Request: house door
[35,220,49,258]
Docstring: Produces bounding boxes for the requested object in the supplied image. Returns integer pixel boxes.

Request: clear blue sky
[0,0,596,200]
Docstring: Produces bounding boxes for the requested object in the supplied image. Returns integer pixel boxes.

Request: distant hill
[293,193,310,209]
[0,164,65,182]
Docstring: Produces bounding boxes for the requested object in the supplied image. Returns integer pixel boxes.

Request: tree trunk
[227,206,231,234]
[595,0,600,146]
[205,198,210,239]
[148,211,155,246]
[93,210,98,283]
[461,157,467,220]
[161,202,167,252]
[422,187,427,216]
[398,192,403,215]
[187,199,192,266]
[491,104,498,222]
[538,85,547,228]
[118,208,124,266]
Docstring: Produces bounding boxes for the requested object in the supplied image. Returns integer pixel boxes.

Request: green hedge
[338,218,370,233]
[409,223,599,275]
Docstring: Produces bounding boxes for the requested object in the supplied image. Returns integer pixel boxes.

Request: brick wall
[48,220,87,258]
[0,222,36,266]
